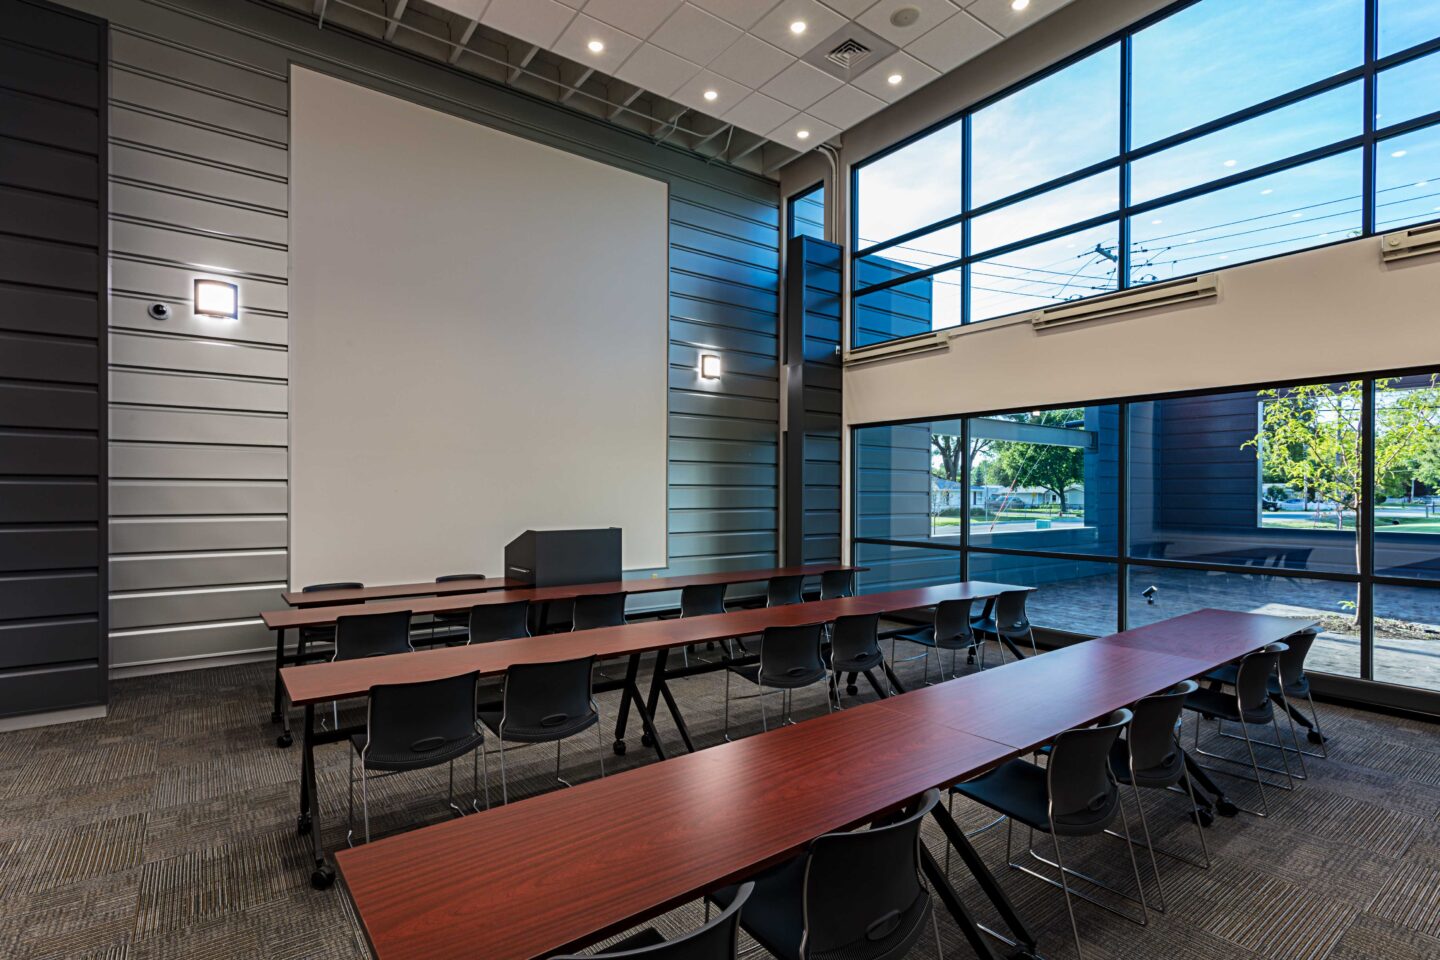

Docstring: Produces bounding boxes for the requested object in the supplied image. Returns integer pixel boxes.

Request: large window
[852,365,1440,701]
[850,0,1440,347]
[788,182,825,241]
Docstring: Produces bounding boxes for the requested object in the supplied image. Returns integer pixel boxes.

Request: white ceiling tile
[709,34,795,86]
[964,0,1072,37]
[580,0,685,39]
[554,15,643,68]
[817,0,877,16]
[905,9,1000,71]
[858,0,958,46]
[554,0,585,6]
[428,0,490,18]
[481,0,578,47]
[750,0,848,55]
[614,42,702,97]
[768,111,839,148]
[806,83,885,129]
[689,0,781,30]
[759,58,843,109]
[722,91,799,136]
[851,49,938,101]
[671,69,752,113]
[650,3,745,64]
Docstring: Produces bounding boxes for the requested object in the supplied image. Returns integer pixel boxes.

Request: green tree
[989,410,1086,516]
[931,433,962,483]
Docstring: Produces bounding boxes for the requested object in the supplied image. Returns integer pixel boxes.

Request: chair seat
[727,663,826,690]
[478,709,598,743]
[711,854,805,960]
[1204,663,1308,698]
[895,626,976,652]
[1109,739,1183,789]
[350,730,484,772]
[832,649,884,673]
[951,758,1052,832]
[1184,687,1273,725]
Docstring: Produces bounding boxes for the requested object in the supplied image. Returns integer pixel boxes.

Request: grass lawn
[1263,514,1440,533]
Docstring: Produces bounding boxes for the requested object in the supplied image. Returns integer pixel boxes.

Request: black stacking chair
[347,671,485,844]
[554,883,753,960]
[1185,642,1294,816]
[1110,680,1207,914]
[429,573,485,642]
[981,589,1036,659]
[467,599,531,644]
[680,583,728,663]
[709,789,942,960]
[828,612,891,704]
[1207,627,1327,762]
[766,575,804,607]
[329,609,414,728]
[952,709,1144,960]
[296,581,363,661]
[906,598,984,684]
[479,655,604,804]
[819,569,855,600]
[573,591,627,630]
[724,622,829,738]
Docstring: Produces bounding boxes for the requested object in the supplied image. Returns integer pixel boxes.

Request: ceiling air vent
[803,24,897,81]
[826,38,872,71]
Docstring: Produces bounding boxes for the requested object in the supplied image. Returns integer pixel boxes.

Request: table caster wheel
[311,864,335,890]
[846,684,859,696]
[1307,730,1326,745]
[1215,797,1239,818]
[640,733,654,747]
[1190,807,1215,827]
[297,813,312,835]
[613,740,627,756]
[276,732,293,748]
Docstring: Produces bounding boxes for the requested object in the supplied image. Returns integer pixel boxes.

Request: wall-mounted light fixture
[698,354,722,380]
[194,278,238,319]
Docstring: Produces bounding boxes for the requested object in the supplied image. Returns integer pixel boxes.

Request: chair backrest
[992,590,1030,638]
[303,581,363,594]
[680,583,727,619]
[1046,708,1131,835]
[766,575,804,607]
[502,656,597,734]
[831,612,881,664]
[435,573,485,583]
[333,610,413,661]
[819,569,855,601]
[468,600,531,644]
[801,789,940,960]
[572,592,626,631]
[1235,643,1286,713]
[759,622,825,682]
[1126,680,1196,777]
[1278,628,1317,689]
[553,883,753,960]
[364,671,479,758]
[934,599,975,645]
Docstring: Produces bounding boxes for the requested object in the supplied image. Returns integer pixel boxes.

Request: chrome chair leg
[723,669,733,742]
[346,748,356,847]
[1050,830,1086,960]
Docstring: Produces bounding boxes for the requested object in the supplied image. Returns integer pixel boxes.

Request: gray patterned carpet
[1,639,1438,960]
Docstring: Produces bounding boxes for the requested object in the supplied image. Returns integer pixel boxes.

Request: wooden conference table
[281,581,1026,890]
[335,608,1310,960]
[265,563,862,745]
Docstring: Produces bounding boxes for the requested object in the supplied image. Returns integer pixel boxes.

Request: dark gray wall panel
[0,285,102,339]
[0,619,98,669]
[0,382,99,429]
[0,662,102,714]
[109,479,286,516]
[0,527,97,572]
[110,550,285,590]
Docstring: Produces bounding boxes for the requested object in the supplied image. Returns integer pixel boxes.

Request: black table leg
[620,653,667,761]
[883,659,907,694]
[298,703,334,889]
[931,802,1039,956]
[612,653,639,755]
[1183,748,1234,818]
[654,667,695,753]
[862,668,889,698]
[1000,636,1028,661]
[641,648,668,748]
[271,628,286,723]
[918,846,1011,960]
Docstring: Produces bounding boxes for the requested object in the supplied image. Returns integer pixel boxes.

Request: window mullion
[1119,33,1134,292]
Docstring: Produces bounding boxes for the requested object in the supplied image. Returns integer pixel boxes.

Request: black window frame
[786,180,826,242]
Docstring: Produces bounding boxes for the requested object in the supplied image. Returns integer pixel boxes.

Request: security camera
[1141,585,1158,605]
[147,303,172,321]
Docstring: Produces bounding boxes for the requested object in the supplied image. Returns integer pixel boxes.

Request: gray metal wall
[52,0,780,670]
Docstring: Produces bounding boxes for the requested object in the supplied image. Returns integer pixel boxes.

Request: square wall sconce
[194,278,238,319]
[699,354,722,380]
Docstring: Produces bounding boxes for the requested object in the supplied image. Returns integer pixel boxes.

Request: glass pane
[855,541,961,594]
[1373,584,1440,689]
[1131,0,1364,147]
[1129,149,1362,284]
[855,121,963,250]
[971,169,1118,255]
[1375,123,1440,231]
[969,554,1119,636]
[1378,0,1440,57]
[1130,82,1362,205]
[854,223,963,280]
[1376,50,1440,129]
[969,222,1120,323]
[1128,384,1359,577]
[970,44,1120,207]
[1126,565,1360,677]
[968,406,1120,556]
[854,420,964,543]
[788,183,825,240]
[1373,373,1440,580]
[853,266,962,347]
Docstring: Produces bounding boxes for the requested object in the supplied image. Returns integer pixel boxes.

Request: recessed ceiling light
[790,19,807,34]
[797,129,811,140]
[1260,188,1274,195]
[1151,218,1163,225]
[887,73,903,85]
[1291,212,1304,219]
[586,39,605,53]
[703,89,719,101]
[1391,148,1408,157]
[1222,159,1237,167]
[1011,0,1030,10]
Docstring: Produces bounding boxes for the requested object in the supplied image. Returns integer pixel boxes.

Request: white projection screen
[289,68,668,587]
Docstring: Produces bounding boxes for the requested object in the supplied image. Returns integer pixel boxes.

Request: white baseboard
[0,704,107,732]
[110,647,274,680]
